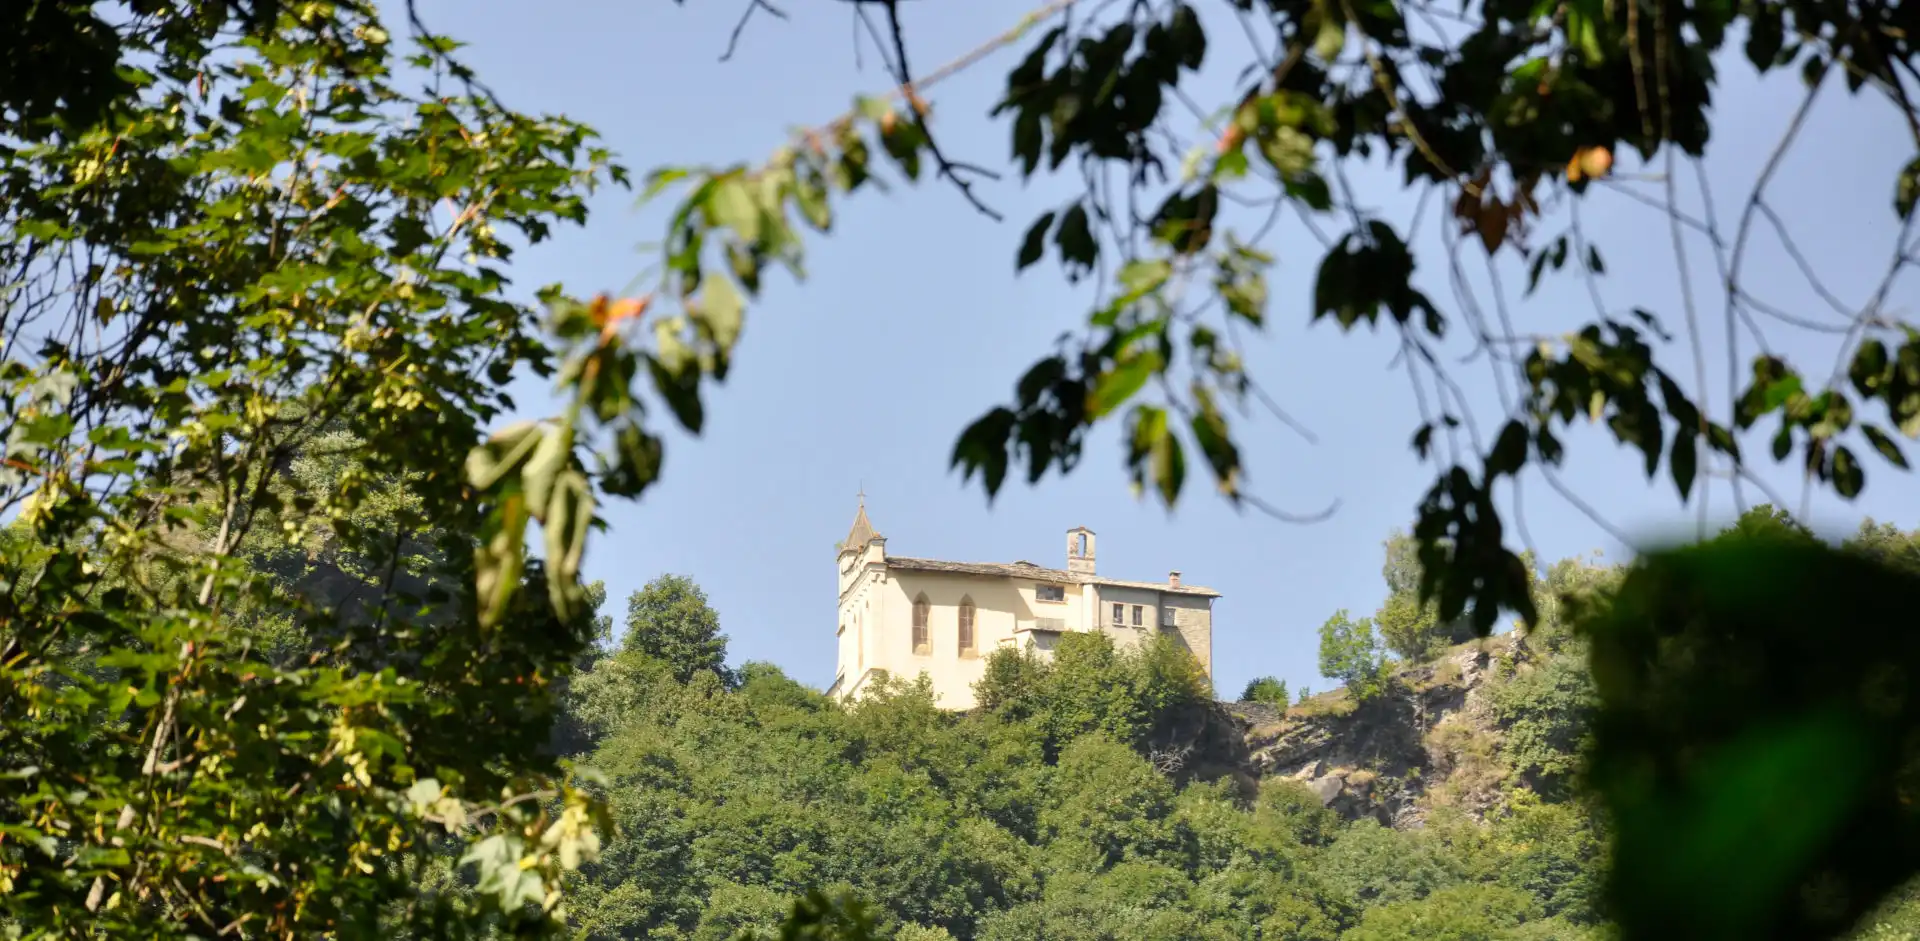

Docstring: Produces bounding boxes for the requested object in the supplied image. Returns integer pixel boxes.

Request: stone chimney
[1066,527,1096,575]
[1169,570,1181,588]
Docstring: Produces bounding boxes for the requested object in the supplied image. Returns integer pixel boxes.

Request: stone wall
[1163,595,1214,677]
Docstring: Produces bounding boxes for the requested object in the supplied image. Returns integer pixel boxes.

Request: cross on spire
[843,484,880,551]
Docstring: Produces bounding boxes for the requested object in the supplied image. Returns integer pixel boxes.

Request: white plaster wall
[842,569,1085,710]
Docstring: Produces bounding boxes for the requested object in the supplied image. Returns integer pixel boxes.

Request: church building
[829,498,1220,710]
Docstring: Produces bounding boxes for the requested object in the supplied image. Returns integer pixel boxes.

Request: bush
[1242,676,1289,706]
[972,631,1212,756]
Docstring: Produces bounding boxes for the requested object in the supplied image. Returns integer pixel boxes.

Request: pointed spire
[842,490,880,552]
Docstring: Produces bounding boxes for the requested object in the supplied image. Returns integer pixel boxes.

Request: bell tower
[1066,526,1096,575]
[837,490,886,592]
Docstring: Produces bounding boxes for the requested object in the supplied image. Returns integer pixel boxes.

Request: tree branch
[722,0,787,62]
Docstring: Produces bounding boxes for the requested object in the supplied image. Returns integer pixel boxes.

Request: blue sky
[410,0,1920,699]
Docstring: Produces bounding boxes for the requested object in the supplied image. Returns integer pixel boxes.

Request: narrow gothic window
[913,595,930,654]
[958,598,976,655]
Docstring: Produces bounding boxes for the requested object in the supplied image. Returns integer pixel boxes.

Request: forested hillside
[553,509,1920,941]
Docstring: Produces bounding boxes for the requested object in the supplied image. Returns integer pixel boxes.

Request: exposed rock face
[1220,632,1531,829]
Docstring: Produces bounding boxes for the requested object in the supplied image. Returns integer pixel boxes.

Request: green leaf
[1167,3,1206,70]
[1118,258,1172,298]
[1131,405,1185,505]
[1486,420,1530,478]
[641,167,690,205]
[1569,5,1605,62]
[696,271,745,354]
[1017,212,1055,271]
[1285,172,1333,211]
[648,356,705,434]
[520,423,572,515]
[466,421,543,491]
[406,778,443,812]
[1832,444,1865,498]
[1310,2,1346,61]
[952,407,1016,497]
[544,471,593,620]
[1412,423,1436,458]
[854,95,892,123]
[1188,385,1241,492]
[476,494,532,630]
[706,174,761,244]
[1801,54,1829,88]
[1896,157,1920,220]
[1087,350,1161,419]
[1762,373,1803,412]
[793,166,832,232]
[1745,7,1785,72]
[1850,339,1890,395]
[1671,430,1698,500]
[1863,424,1910,468]
[1055,203,1096,274]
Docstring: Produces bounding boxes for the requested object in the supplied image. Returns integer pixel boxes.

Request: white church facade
[828,499,1220,710]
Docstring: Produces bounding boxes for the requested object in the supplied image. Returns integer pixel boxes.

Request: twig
[1754,202,1859,321]
[1663,149,1710,540]
[872,0,1004,220]
[1243,490,1342,524]
[722,0,788,62]
[1726,78,1824,358]
[1689,156,1749,516]
[1540,464,1636,549]
[1245,376,1320,445]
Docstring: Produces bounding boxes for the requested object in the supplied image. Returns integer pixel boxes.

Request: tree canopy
[623,573,733,685]
[0,2,633,935]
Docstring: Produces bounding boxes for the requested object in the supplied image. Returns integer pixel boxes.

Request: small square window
[1161,606,1177,627]
[1131,605,1144,626]
[1036,584,1065,602]
[1112,602,1124,626]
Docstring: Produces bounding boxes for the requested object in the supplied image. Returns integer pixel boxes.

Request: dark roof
[886,556,1220,597]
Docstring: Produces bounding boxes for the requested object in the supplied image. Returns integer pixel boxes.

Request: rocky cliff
[1217,632,1535,829]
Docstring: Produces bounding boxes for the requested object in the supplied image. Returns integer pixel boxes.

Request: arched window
[958,597,976,656]
[912,595,931,654]
[1076,533,1088,555]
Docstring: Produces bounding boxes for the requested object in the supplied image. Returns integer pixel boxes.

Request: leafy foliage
[1242,676,1290,706]
[976,631,1214,757]
[559,597,1628,941]
[623,573,733,685]
[1318,609,1391,701]
[0,1,693,934]
[1584,519,1920,939]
